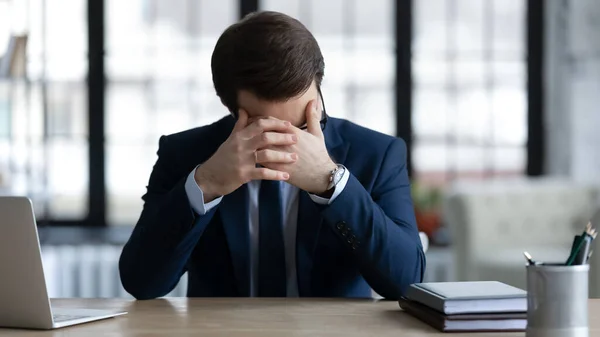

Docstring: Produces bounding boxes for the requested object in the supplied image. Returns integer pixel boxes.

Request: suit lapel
[220,184,251,296]
[296,119,350,296]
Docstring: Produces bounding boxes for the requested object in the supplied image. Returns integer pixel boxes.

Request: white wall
[545,0,600,182]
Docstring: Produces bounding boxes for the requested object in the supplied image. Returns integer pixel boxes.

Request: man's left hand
[262,100,337,195]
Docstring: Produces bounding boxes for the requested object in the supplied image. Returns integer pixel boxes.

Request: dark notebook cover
[398,298,526,333]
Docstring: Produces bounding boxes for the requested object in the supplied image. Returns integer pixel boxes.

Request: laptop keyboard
[53,314,90,322]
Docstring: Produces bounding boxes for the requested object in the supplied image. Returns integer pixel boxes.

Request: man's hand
[194,109,298,202]
[263,100,337,195]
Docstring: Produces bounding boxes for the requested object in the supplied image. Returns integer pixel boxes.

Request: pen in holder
[526,263,589,337]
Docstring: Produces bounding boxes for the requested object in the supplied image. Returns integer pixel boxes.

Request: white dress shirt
[184,167,350,297]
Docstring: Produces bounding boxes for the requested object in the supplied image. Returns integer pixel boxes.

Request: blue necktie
[258,180,287,297]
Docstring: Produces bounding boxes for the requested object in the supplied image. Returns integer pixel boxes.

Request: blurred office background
[1,0,599,298]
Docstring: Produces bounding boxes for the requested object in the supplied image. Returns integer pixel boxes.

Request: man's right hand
[194,109,298,202]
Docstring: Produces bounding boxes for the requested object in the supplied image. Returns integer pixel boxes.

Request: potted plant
[411,181,442,240]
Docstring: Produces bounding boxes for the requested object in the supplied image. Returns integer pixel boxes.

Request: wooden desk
[1,298,600,336]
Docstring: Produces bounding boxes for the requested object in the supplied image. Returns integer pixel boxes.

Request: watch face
[334,166,345,183]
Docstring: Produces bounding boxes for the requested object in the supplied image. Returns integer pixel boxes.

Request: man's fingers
[305,99,323,137]
[241,118,294,138]
[255,149,298,164]
[251,131,297,150]
[233,109,249,132]
[249,167,290,181]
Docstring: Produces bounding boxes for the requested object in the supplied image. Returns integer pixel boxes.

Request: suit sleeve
[319,138,426,300]
[119,136,219,300]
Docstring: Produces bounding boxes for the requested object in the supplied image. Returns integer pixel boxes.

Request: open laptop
[0,196,126,329]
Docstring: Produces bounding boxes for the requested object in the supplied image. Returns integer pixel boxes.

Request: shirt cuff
[309,167,351,205]
[184,167,223,215]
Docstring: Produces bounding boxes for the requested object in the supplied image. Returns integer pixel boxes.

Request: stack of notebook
[399,281,527,332]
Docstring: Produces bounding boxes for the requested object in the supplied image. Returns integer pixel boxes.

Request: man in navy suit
[119,11,425,300]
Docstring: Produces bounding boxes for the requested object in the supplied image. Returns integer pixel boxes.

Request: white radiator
[39,245,451,298]
[40,245,188,298]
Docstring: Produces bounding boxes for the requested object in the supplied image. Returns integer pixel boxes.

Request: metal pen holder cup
[526,263,589,337]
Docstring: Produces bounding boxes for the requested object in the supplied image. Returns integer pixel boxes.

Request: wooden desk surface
[1,298,600,337]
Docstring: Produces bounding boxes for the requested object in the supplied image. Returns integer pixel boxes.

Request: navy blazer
[119,116,426,300]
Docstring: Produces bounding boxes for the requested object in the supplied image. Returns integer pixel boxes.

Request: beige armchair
[443,177,599,291]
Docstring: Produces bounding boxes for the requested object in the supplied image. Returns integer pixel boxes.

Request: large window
[105,0,238,225]
[0,0,88,221]
[412,0,527,183]
[0,0,538,226]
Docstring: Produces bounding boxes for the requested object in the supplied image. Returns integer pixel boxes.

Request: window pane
[0,2,11,55]
[0,83,88,220]
[318,86,348,120]
[47,83,87,137]
[46,138,88,219]
[195,0,238,35]
[308,0,344,35]
[413,0,448,57]
[455,60,485,86]
[351,88,395,136]
[413,0,526,183]
[493,146,525,173]
[491,87,527,145]
[494,61,525,86]
[19,0,87,81]
[319,39,349,88]
[455,144,486,173]
[413,88,449,140]
[0,0,88,221]
[413,142,449,182]
[260,0,300,19]
[45,83,88,219]
[413,60,448,87]
[45,0,87,80]
[455,88,491,143]
[354,0,392,36]
[347,43,394,87]
[107,144,155,225]
[492,0,525,55]
[106,84,150,143]
[455,0,484,52]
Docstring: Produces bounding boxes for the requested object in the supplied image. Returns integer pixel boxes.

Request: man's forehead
[238,88,317,117]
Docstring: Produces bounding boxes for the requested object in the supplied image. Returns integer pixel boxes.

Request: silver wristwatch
[326,164,346,191]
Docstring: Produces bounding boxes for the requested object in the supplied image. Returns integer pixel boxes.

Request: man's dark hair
[211,11,325,115]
